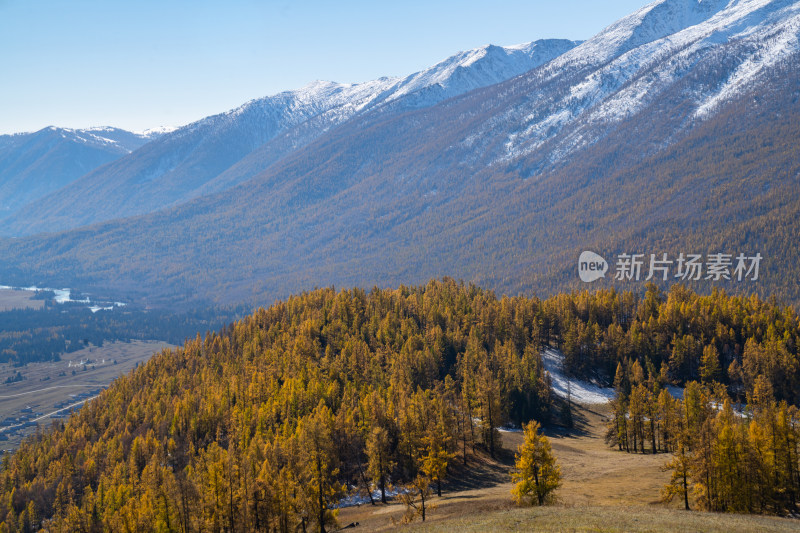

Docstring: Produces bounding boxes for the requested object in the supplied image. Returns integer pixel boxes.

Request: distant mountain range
[0,126,162,217]
[0,39,577,237]
[0,0,798,308]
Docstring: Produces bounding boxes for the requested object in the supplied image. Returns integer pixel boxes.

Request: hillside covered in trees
[1,280,798,531]
[548,284,800,403]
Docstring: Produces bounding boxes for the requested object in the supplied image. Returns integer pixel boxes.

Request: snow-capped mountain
[1,126,152,156]
[0,126,157,216]
[1,0,799,308]
[483,0,800,168]
[187,37,578,140]
[2,39,577,236]
[383,39,582,106]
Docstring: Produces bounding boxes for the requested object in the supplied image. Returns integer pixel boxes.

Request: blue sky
[0,0,652,134]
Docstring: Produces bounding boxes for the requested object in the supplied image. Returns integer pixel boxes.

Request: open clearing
[0,340,173,452]
[0,288,43,311]
[337,402,799,532]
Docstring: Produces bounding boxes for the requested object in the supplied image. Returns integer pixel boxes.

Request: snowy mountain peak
[136,126,179,139]
[164,37,580,163]
[555,0,732,69]
[496,0,800,167]
[206,38,580,125]
[0,36,581,236]
[386,39,579,103]
[5,126,154,154]
[0,126,157,217]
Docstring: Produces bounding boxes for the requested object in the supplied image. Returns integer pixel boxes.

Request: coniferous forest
[1,279,799,531]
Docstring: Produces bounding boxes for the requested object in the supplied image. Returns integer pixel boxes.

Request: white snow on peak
[498,0,800,165]
[135,126,179,138]
[564,0,732,67]
[36,126,122,149]
[175,38,579,148]
[386,40,578,104]
[38,125,161,154]
[695,0,800,116]
[84,126,120,133]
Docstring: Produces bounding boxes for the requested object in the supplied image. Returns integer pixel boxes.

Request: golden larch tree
[510,420,561,506]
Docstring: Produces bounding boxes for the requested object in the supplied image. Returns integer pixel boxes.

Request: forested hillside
[546,284,800,404]
[2,280,798,531]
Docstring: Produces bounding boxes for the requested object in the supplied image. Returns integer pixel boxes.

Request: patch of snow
[335,486,407,508]
[134,126,179,138]
[710,400,749,418]
[3,282,124,310]
[52,288,72,303]
[541,349,615,405]
[665,385,684,400]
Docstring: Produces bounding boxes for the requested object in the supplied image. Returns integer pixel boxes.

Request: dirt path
[0,384,99,399]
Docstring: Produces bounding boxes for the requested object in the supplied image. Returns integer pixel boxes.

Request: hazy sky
[0,0,653,134]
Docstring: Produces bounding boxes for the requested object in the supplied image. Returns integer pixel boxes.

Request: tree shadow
[542,400,601,439]
[441,449,512,493]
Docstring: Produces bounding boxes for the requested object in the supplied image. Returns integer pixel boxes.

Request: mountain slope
[421,0,800,173]
[1,39,578,237]
[0,0,798,308]
[0,127,156,217]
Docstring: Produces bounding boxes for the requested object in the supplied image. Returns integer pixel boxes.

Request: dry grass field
[0,288,43,311]
[403,504,799,532]
[337,403,800,532]
[0,340,173,452]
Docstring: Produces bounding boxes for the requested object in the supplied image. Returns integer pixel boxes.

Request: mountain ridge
[1,38,579,237]
[0,126,157,217]
[0,0,798,309]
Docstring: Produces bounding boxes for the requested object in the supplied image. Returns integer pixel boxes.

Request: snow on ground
[541,348,615,405]
[540,350,748,419]
[710,400,748,419]
[1,283,126,311]
[665,385,684,400]
[335,486,407,508]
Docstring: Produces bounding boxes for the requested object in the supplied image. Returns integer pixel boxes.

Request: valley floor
[0,340,173,453]
[0,288,43,311]
[337,403,799,532]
